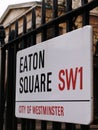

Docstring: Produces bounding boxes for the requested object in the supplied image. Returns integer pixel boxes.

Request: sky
[0,0,40,18]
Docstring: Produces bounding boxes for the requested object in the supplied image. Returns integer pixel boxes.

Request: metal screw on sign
[0,25,5,47]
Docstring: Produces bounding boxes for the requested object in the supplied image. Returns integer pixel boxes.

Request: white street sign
[15,26,93,124]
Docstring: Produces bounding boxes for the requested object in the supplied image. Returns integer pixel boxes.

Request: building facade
[0,1,98,53]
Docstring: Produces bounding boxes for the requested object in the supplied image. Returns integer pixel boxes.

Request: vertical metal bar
[23,15,27,34]
[5,29,15,130]
[23,15,27,48]
[27,8,36,130]
[27,119,35,130]
[26,120,31,130]
[21,15,27,130]
[25,119,33,130]
[0,48,5,130]
[93,67,98,123]
[52,122,61,130]
[53,0,58,18]
[21,15,27,49]
[31,120,36,130]
[66,123,76,130]
[41,0,47,41]
[52,0,59,36]
[66,0,76,129]
[15,20,18,38]
[31,8,36,30]
[12,20,19,130]
[80,125,90,130]
[30,8,36,130]
[81,0,89,26]
[52,1,61,130]
[0,25,5,46]
[31,8,36,46]
[41,121,47,130]
[0,25,5,130]
[21,119,27,130]
[66,0,73,32]
[41,1,47,130]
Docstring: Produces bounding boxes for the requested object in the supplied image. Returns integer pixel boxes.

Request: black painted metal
[41,1,47,130]
[81,0,89,26]
[41,0,47,42]
[5,30,15,130]
[66,0,73,32]
[66,123,76,130]
[31,8,36,46]
[80,125,90,130]
[0,25,5,130]
[0,0,98,130]
[52,0,59,36]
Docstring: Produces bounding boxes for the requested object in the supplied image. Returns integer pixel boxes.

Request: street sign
[15,26,93,124]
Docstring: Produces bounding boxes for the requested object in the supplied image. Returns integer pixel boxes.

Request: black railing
[0,0,98,130]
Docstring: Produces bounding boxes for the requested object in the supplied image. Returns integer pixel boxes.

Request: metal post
[0,25,5,46]
[81,0,89,26]
[66,0,73,32]
[0,25,5,130]
[80,125,90,130]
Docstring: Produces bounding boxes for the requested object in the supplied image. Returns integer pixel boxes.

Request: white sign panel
[15,26,93,124]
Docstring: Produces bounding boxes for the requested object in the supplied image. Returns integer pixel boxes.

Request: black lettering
[23,56,28,72]
[19,77,23,93]
[18,72,52,94]
[39,50,45,69]
[28,54,33,71]
[40,73,46,92]
[34,75,39,92]
[20,57,23,73]
[33,53,38,70]
[24,77,28,93]
[47,72,52,91]
[29,75,34,93]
